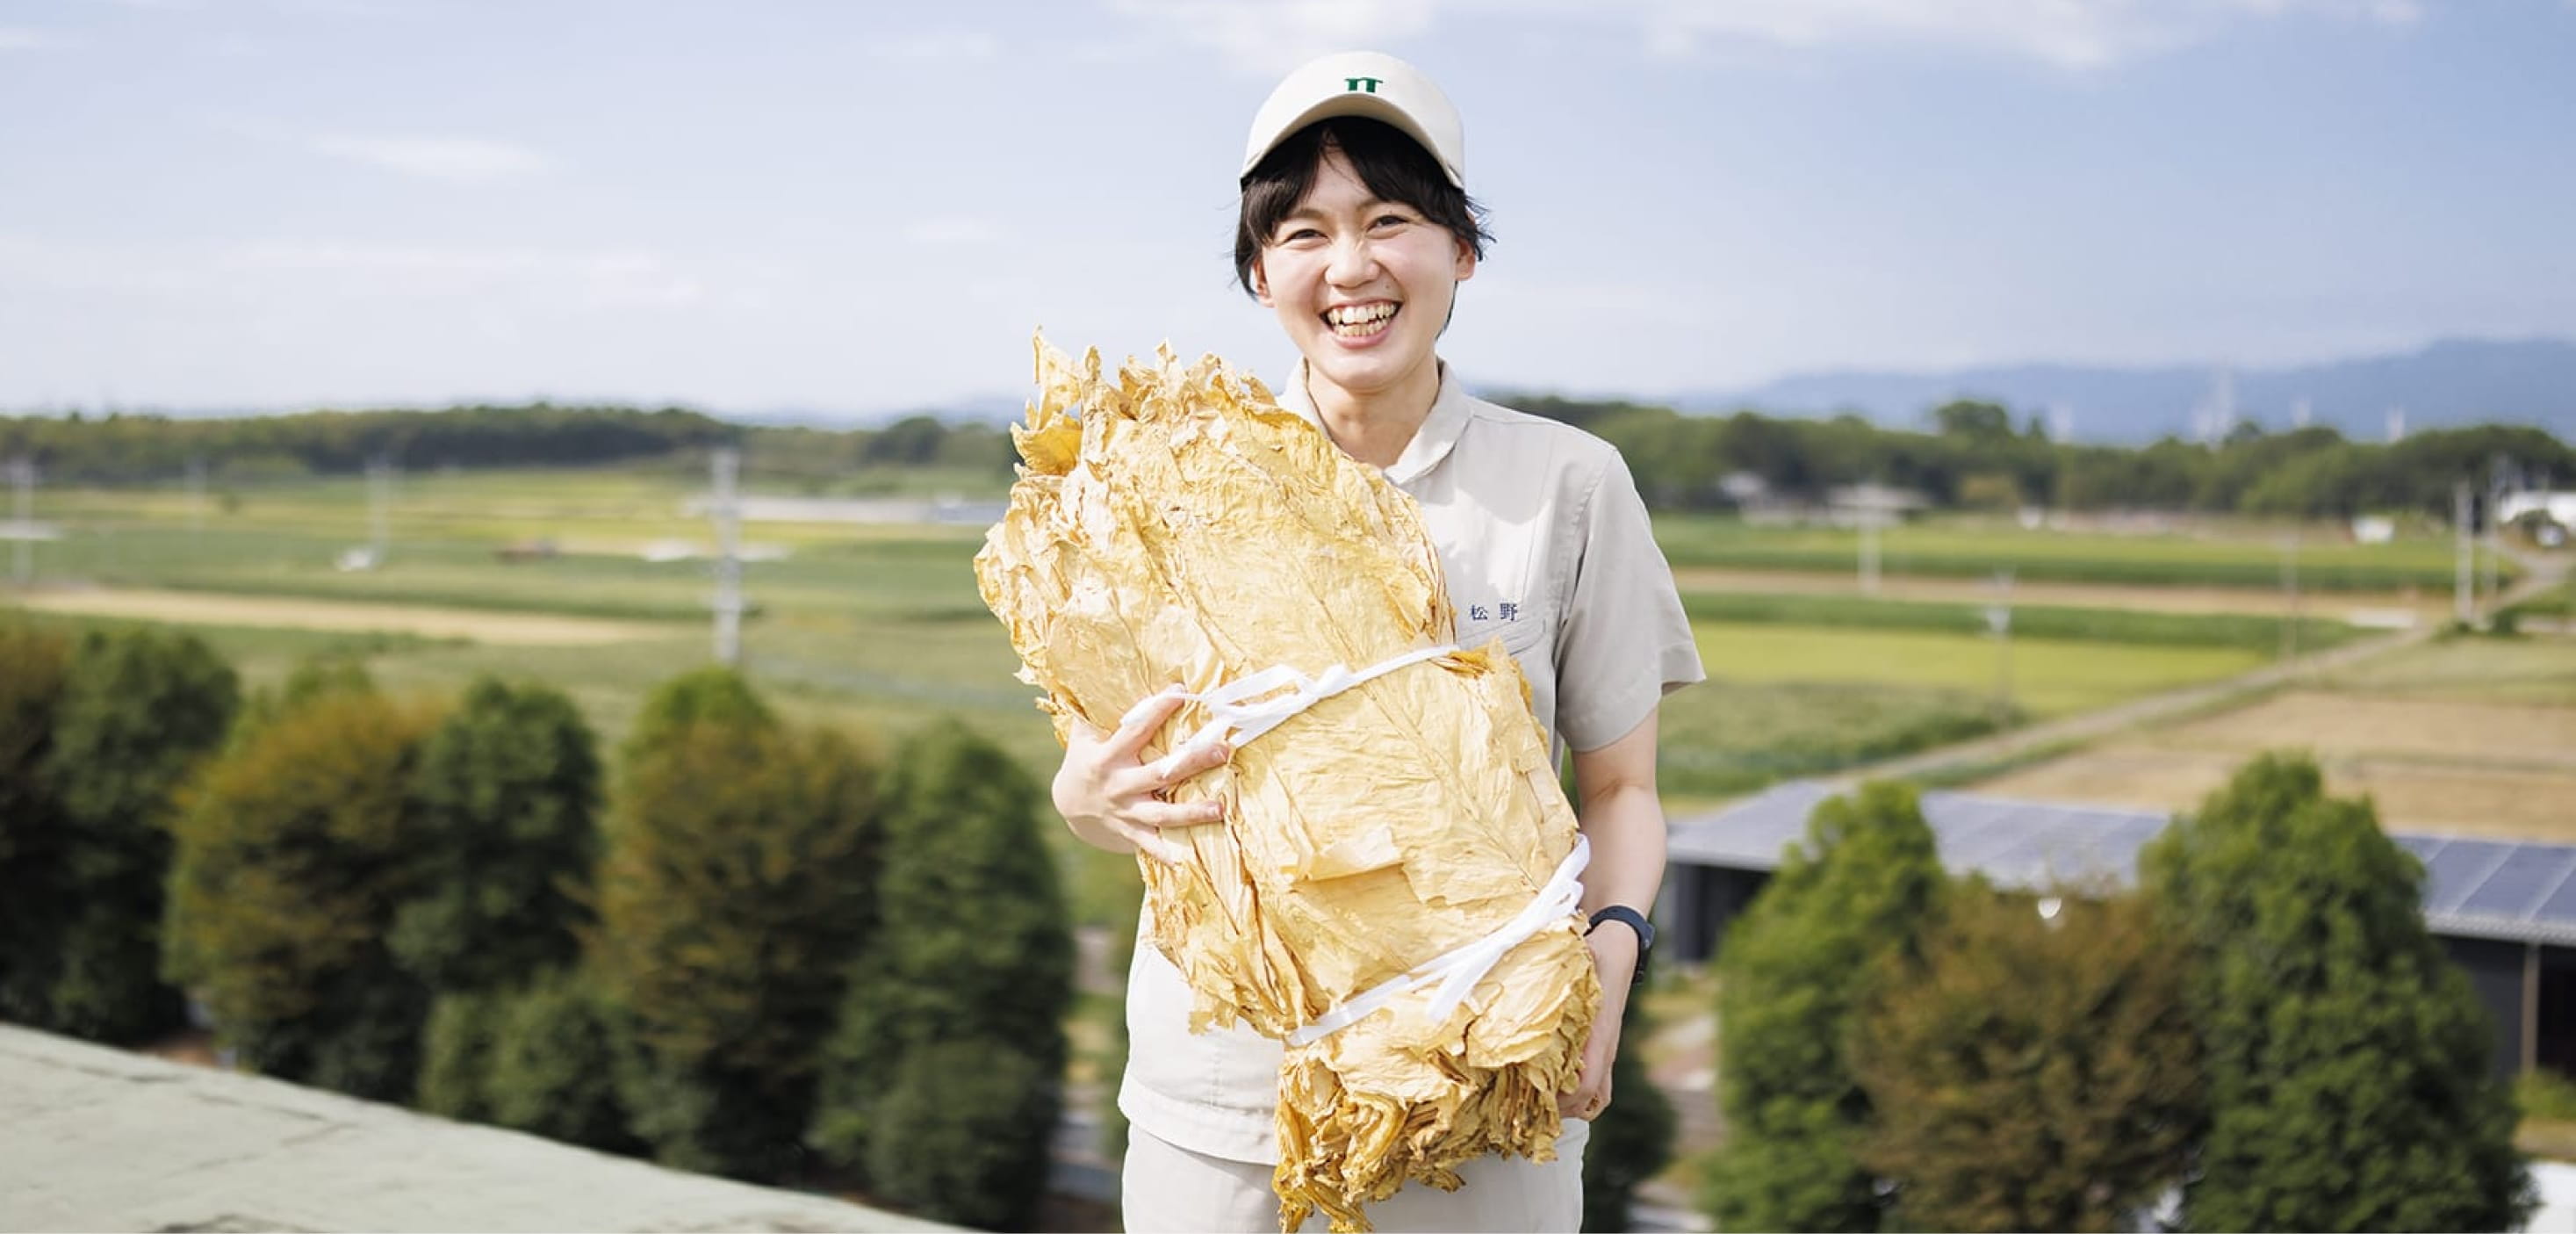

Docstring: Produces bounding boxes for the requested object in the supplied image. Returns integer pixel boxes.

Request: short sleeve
[1552,450,1705,752]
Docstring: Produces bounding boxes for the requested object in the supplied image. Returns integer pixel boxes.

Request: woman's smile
[1325,300,1400,343]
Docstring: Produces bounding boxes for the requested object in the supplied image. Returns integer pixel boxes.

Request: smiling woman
[1049,49,1706,1234]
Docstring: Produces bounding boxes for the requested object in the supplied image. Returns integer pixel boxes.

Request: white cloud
[870,29,1001,61]
[217,241,703,307]
[903,217,1005,246]
[305,134,549,182]
[1109,0,2425,74]
[1105,0,1443,72]
[1622,0,2421,69]
[0,27,72,50]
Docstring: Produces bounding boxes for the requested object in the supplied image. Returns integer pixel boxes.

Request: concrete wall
[0,1026,953,1233]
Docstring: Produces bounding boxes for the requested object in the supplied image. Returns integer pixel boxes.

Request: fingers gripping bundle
[974,336,1600,1231]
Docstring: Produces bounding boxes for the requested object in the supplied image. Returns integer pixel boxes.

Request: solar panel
[2533,861,2576,923]
[1665,781,2576,947]
[2421,841,2516,915]
[2457,848,2576,919]
[2391,833,2449,864]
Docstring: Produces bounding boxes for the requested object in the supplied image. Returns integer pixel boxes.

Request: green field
[1679,590,2360,653]
[1654,514,2481,592]
[1690,621,2268,718]
[4,466,2348,891]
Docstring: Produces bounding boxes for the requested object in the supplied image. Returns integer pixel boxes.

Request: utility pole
[9,457,32,586]
[187,455,206,537]
[1854,482,1888,597]
[711,446,743,666]
[2281,528,2302,662]
[2486,455,2509,613]
[2455,480,2474,627]
[1986,568,2015,723]
[367,454,393,565]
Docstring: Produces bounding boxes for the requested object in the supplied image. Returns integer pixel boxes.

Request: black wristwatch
[1587,905,1654,960]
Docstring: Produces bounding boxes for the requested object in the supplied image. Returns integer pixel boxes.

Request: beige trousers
[1120,1121,1588,1233]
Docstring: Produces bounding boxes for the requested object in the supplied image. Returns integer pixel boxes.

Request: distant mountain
[1672,337,2576,444]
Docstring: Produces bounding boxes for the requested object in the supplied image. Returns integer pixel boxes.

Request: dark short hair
[1234,117,1492,298]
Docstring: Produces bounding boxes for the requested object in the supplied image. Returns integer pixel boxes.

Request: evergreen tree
[1099,868,1145,1160]
[163,685,442,1101]
[1584,973,1678,1233]
[1851,884,2200,1232]
[594,668,880,1181]
[2141,754,2534,1232]
[809,720,1072,1230]
[484,967,636,1154]
[418,989,505,1122]
[34,627,239,1042]
[1702,781,1946,1232]
[391,676,601,993]
[0,624,72,1024]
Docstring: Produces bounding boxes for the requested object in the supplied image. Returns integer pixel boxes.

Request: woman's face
[1250,145,1475,407]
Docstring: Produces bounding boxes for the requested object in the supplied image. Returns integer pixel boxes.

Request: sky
[1,0,2572,418]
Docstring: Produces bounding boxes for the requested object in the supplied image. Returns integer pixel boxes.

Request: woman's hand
[1559,918,1642,1122]
[1052,688,1231,858]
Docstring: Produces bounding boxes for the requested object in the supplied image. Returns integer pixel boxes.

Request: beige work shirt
[1119,357,1707,1165]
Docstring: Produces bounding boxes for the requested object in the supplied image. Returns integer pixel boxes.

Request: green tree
[809,720,1072,1230]
[29,628,240,1042]
[163,686,443,1101]
[1703,781,1946,1232]
[1851,884,2200,1232]
[485,967,637,1154]
[593,668,880,1181]
[0,624,72,1023]
[390,677,601,993]
[1098,864,1145,1160]
[1932,400,2014,442]
[1584,973,1677,1233]
[2141,754,2533,1232]
[418,989,506,1122]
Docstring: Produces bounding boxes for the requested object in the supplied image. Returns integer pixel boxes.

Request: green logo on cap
[1344,76,1383,93]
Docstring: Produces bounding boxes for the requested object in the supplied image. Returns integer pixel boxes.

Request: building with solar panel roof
[1663,781,2576,1080]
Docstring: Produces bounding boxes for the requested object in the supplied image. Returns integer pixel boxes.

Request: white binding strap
[1122,644,1458,763]
[1286,835,1590,1047]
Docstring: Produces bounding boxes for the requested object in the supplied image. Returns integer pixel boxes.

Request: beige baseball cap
[1241,51,1465,188]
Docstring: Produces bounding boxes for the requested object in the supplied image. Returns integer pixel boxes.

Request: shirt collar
[1280,357,1472,485]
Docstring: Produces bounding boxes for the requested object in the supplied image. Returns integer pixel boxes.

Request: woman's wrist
[1585,923,1640,992]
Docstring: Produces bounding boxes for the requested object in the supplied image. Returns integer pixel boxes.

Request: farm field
[1688,620,2267,718]
[1973,638,2576,841]
[4,465,2486,875]
[1672,564,2444,623]
[11,586,671,646]
[1653,513,2486,592]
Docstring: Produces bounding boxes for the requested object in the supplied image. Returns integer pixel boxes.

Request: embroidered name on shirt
[1469,602,1522,623]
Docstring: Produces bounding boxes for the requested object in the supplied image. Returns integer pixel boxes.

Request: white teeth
[1327,303,1397,329]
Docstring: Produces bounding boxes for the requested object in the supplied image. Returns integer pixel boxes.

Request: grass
[2518,1070,2576,1164]
[2320,635,2576,708]
[2502,581,2576,622]
[1692,621,2268,719]
[1680,590,2362,654]
[1653,514,2482,592]
[1656,681,2011,797]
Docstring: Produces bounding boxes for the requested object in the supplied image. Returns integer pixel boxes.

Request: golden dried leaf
[974,333,1596,1232]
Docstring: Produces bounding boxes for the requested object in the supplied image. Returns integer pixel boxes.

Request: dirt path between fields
[4,586,677,646]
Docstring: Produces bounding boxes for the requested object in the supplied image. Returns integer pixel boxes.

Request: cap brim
[1241,95,1463,188]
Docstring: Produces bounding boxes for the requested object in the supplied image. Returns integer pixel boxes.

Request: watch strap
[1586,904,1654,955]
